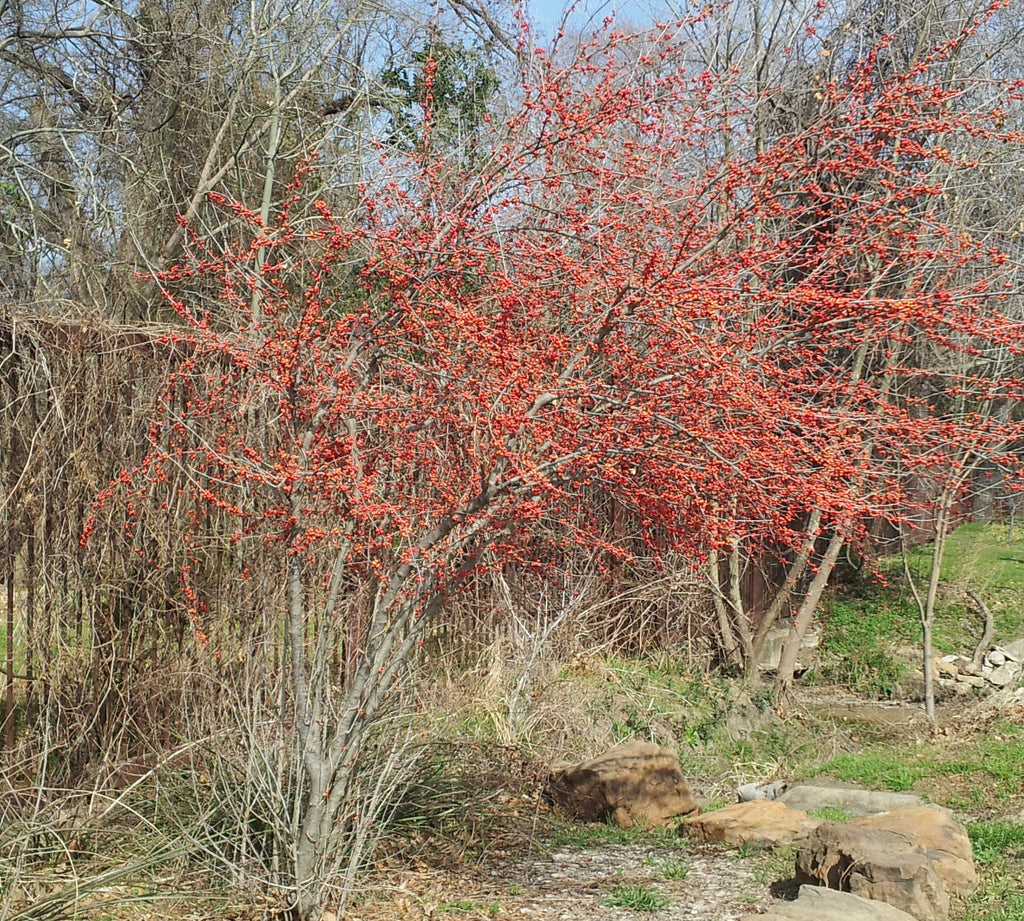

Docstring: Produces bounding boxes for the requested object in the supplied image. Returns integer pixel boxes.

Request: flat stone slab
[681,799,819,849]
[779,784,939,816]
[740,885,919,921]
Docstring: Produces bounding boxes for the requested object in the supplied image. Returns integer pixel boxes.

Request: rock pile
[935,642,1024,697]
[549,744,980,921]
[681,795,977,921]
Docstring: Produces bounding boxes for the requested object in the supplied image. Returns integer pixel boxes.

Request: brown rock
[796,821,950,921]
[546,741,698,829]
[681,799,819,849]
[852,807,978,898]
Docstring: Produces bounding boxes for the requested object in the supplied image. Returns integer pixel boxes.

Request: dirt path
[350,841,783,921]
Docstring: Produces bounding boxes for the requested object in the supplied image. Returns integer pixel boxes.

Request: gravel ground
[343,840,788,921]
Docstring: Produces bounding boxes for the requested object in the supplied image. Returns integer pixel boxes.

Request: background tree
[0,0,515,317]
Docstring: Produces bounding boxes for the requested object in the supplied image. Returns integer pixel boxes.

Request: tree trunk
[727,539,756,668]
[4,555,13,749]
[905,494,952,729]
[774,526,847,704]
[750,508,823,663]
[922,505,949,725]
[708,548,742,668]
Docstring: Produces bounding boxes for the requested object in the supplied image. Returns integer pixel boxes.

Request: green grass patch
[968,822,1024,865]
[802,721,1024,817]
[940,737,1024,788]
[818,750,927,791]
[963,860,1024,921]
[815,522,1024,690]
[602,883,671,912]
[808,598,913,698]
[646,856,689,881]
[973,729,1024,787]
[975,897,1024,921]
[920,723,1024,810]
[807,807,853,822]
[887,522,1024,652]
[904,523,1024,594]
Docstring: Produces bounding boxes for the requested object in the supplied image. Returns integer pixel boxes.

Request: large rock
[740,885,920,921]
[852,807,977,898]
[681,799,819,849]
[795,821,950,921]
[546,741,698,829]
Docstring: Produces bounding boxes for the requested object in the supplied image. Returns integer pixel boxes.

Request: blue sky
[525,0,654,38]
